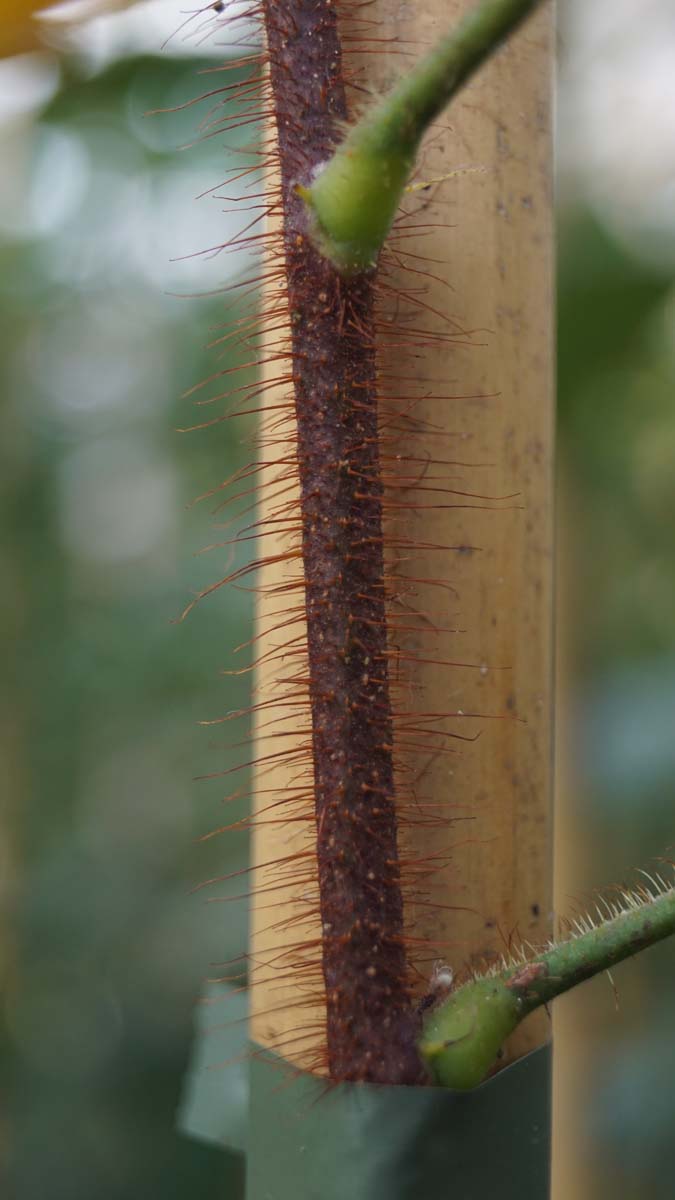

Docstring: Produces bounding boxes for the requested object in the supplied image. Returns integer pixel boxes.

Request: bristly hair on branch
[178,0,508,1089]
[258,0,424,1085]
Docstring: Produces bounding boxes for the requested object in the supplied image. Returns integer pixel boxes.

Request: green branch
[298,0,546,273]
[419,871,675,1089]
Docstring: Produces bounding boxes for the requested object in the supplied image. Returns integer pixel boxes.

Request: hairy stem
[419,874,675,1089]
[298,0,546,271]
[511,875,675,1011]
[262,0,421,1084]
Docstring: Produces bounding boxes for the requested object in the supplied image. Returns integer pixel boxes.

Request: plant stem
[299,0,546,272]
[419,875,675,1089]
[259,0,422,1084]
[510,875,675,1012]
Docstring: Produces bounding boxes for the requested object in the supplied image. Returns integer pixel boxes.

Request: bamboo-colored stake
[368,0,555,1069]
[249,203,325,1069]
[250,0,554,1075]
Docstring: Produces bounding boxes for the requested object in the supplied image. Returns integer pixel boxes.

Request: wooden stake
[251,0,554,1075]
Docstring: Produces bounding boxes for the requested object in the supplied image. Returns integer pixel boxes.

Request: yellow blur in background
[0,0,136,59]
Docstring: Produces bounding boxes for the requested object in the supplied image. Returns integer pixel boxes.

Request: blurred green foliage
[0,52,252,1198]
[558,209,675,1195]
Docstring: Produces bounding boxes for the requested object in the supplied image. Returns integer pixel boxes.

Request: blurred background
[0,1,673,1196]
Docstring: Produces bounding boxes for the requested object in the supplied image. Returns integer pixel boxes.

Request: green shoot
[419,868,675,1089]
[298,0,546,272]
